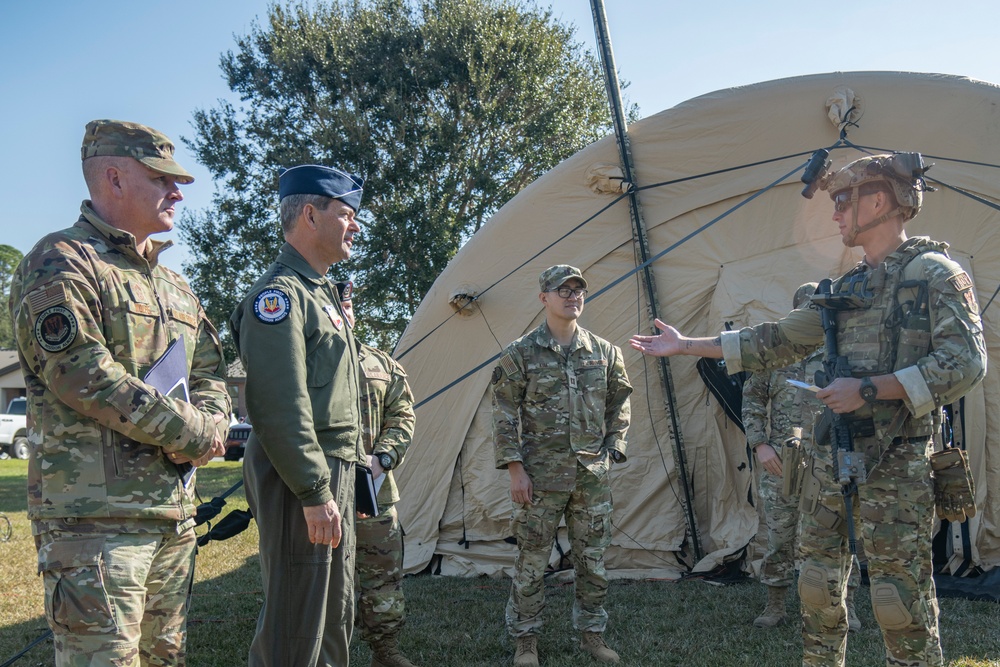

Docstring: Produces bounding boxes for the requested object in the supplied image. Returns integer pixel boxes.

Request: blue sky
[2,0,998,272]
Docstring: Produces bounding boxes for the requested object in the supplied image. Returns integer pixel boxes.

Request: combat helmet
[821,152,933,244]
[823,153,932,220]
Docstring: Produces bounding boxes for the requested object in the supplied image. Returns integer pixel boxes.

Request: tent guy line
[407,153,810,412]
[406,139,1000,414]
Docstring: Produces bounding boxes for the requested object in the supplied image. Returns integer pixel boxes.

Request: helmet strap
[846,186,902,243]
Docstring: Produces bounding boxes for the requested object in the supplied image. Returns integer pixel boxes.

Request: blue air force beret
[335,280,353,302]
[278,164,364,212]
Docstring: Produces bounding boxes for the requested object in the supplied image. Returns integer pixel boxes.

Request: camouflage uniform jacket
[742,349,824,452]
[492,322,632,492]
[722,237,986,463]
[230,242,362,507]
[358,343,414,506]
[8,202,231,524]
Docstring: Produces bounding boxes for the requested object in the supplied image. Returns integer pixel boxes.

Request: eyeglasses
[550,287,588,299]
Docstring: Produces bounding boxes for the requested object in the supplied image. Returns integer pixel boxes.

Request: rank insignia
[253,289,291,324]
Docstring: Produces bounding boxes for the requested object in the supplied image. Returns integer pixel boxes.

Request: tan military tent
[392,71,1000,583]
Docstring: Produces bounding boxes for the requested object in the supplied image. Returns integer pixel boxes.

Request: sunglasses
[834,188,887,213]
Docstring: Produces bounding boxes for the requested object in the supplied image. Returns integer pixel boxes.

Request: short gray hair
[82,155,126,194]
[280,194,332,234]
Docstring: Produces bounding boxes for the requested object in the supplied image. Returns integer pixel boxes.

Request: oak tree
[181,0,625,352]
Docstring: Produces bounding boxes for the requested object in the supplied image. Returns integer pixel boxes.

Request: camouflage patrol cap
[793,282,818,309]
[539,265,588,292]
[81,119,194,184]
[822,153,930,220]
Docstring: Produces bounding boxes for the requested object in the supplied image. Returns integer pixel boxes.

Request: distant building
[227,359,247,422]
[0,350,26,409]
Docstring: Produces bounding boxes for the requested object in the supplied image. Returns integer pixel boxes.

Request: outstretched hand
[629,319,682,357]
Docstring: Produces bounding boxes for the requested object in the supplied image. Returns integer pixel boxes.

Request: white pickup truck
[0,397,28,460]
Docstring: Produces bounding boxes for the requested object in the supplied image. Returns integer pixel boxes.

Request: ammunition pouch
[813,410,875,450]
[843,414,876,439]
[798,454,848,537]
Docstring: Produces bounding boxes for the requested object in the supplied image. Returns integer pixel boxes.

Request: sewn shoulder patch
[34,305,78,352]
[26,283,71,316]
[362,358,391,381]
[253,289,291,324]
[948,271,974,293]
[500,352,519,377]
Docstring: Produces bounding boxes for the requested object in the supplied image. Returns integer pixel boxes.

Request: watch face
[379,454,393,470]
[860,379,877,402]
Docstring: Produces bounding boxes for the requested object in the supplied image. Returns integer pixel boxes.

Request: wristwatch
[859,377,878,404]
[609,450,623,463]
[378,453,394,471]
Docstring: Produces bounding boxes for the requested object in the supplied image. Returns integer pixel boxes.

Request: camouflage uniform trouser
[35,525,196,667]
[759,462,799,587]
[356,504,405,644]
[798,438,941,667]
[506,463,613,637]
[759,464,863,592]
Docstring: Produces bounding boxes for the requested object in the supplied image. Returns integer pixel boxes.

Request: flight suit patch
[253,289,291,324]
[322,305,344,330]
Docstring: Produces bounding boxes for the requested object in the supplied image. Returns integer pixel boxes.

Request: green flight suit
[231,242,363,667]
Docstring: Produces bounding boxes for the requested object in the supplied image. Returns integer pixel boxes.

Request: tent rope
[409,143,1000,410]
[396,138,1000,573]
[410,151,820,409]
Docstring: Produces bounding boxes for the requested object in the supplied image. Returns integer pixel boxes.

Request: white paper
[786,378,820,393]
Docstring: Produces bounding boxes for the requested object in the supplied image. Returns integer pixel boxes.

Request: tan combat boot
[371,636,419,667]
[753,585,788,627]
[846,588,862,632]
[513,635,538,667]
[580,632,620,664]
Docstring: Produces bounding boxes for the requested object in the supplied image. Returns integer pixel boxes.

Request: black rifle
[814,278,866,556]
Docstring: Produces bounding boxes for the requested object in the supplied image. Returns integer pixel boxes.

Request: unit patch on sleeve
[253,289,291,324]
[34,305,79,353]
[947,271,979,313]
[948,271,974,293]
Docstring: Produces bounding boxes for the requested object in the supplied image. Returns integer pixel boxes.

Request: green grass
[2,460,999,666]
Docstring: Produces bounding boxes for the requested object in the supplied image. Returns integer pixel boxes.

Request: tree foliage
[0,244,24,349]
[181,0,625,353]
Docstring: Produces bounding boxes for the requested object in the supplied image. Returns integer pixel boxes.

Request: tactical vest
[828,239,947,466]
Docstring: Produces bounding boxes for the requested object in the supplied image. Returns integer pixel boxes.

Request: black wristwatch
[378,453,394,471]
[859,377,878,404]
[609,450,623,463]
